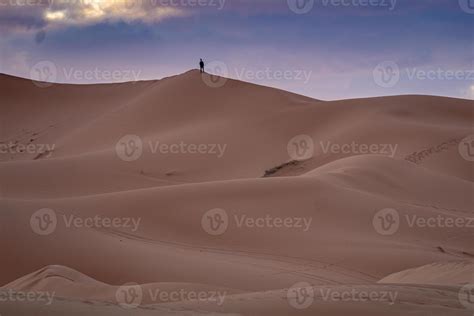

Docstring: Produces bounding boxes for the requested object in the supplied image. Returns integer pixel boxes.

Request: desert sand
[0,70,473,315]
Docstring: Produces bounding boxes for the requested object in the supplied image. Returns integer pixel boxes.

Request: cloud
[0,8,48,34]
[0,0,188,34]
[44,0,187,25]
[1,0,462,35]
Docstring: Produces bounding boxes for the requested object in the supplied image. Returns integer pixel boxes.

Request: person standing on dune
[199,59,205,73]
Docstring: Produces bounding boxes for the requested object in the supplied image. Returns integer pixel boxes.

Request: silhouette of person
[199,59,205,73]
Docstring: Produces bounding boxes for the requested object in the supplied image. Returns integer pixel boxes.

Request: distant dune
[0,71,473,315]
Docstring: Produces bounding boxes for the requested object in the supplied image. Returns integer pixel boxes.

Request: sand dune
[1,265,471,315]
[378,261,474,285]
[1,71,472,199]
[0,71,473,315]
[3,265,240,305]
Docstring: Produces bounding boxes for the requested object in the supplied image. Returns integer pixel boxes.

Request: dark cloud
[0,8,48,33]
[35,29,46,43]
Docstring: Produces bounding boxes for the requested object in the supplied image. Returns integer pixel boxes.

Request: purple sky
[1,0,473,100]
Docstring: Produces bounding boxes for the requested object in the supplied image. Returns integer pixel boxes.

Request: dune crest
[378,261,474,285]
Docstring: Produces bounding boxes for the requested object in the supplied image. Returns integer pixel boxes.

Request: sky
[0,0,473,100]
